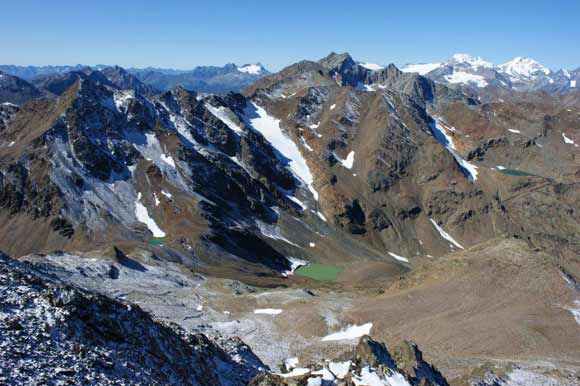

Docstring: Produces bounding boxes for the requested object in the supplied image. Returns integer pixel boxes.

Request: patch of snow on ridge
[205,103,244,133]
[322,323,373,341]
[508,129,521,134]
[388,252,408,263]
[353,366,412,386]
[360,62,384,71]
[401,62,442,75]
[563,133,574,144]
[430,218,464,249]
[571,80,577,88]
[330,103,336,110]
[244,102,319,200]
[135,192,166,237]
[254,308,283,315]
[444,71,488,88]
[429,117,478,182]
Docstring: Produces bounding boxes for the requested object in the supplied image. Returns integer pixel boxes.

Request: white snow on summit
[450,53,495,68]
[360,62,384,71]
[237,64,263,75]
[499,56,551,78]
[401,62,442,75]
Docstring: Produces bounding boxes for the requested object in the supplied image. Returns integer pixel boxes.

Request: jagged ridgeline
[1,52,578,278]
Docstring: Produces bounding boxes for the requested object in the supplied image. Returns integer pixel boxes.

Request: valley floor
[21,237,580,385]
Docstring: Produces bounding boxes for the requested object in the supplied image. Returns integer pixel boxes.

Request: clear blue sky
[2,0,579,71]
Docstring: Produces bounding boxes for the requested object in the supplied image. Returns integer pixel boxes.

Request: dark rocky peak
[101,65,159,96]
[319,51,369,87]
[319,51,356,70]
[392,340,450,386]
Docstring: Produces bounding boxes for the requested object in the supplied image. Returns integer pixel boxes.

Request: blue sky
[2,0,579,71]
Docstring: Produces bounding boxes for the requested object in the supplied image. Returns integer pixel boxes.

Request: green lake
[148,237,166,246]
[295,264,343,281]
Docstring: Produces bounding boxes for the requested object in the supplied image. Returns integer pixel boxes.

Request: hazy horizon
[2,0,579,71]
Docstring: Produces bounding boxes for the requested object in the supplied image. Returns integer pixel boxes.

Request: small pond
[295,264,343,281]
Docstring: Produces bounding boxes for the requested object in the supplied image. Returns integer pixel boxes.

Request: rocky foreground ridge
[1,251,452,386]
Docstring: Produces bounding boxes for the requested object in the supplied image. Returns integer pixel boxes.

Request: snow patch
[321,323,373,341]
[562,133,574,144]
[330,104,336,110]
[335,151,355,169]
[508,129,521,134]
[388,252,408,263]
[430,218,464,249]
[135,192,166,237]
[254,308,283,315]
[353,366,411,386]
[571,80,577,88]
[329,361,351,379]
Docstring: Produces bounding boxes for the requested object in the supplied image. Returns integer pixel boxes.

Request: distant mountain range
[400,53,579,93]
[0,62,270,95]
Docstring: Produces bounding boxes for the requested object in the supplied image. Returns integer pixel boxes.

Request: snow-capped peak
[237,63,265,75]
[499,56,550,78]
[449,53,495,68]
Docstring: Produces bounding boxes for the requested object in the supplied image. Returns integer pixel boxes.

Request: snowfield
[244,102,319,201]
[444,71,488,88]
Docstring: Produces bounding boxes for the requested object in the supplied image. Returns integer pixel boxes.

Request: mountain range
[0,62,270,95]
[0,52,579,385]
[401,53,579,93]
